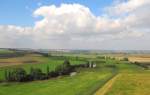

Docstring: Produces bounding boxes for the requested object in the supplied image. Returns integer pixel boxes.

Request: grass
[0,49,14,54]
[94,58,150,95]
[94,74,119,95]
[0,53,149,95]
[0,67,115,95]
[0,55,84,80]
[105,72,150,95]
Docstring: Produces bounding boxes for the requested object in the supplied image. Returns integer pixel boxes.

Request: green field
[0,55,84,80]
[0,51,149,95]
[0,67,115,95]
[0,49,14,54]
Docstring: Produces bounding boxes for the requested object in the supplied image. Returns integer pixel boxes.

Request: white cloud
[106,0,150,16]
[0,1,150,49]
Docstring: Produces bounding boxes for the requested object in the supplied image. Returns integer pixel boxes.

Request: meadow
[0,67,115,95]
[0,49,149,95]
[0,54,84,80]
[105,72,150,95]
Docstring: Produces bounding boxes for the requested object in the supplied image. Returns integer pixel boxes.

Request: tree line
[4,60,93,82]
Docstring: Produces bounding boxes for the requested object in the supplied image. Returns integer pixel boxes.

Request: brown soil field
[109,54,150,63]
[128,57,150,62]
[0,54,43,67]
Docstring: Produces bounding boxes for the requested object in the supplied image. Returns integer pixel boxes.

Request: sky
[0,0,113,26]
[0,0,150,50]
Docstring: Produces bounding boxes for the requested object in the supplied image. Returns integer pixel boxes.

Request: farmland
[0,49,149,95]
[0,0,149,94]
[0,67,115,95]
[105,73,150,95]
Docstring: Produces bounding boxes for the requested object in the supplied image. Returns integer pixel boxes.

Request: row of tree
[134,62,149,69]
[4,60,92,82]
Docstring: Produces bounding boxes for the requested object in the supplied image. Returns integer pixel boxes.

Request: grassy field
[93,54,149,95]
[105,72,150,95]
[0,56,84,80]
[0,49,14,54]
[94,74,119,95]
[0,64,115,95]
[0,52,149,95]
[0,53,117,95]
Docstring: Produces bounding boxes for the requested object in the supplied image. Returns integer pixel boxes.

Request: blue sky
[0,0,113,26]
[0,0,150,50]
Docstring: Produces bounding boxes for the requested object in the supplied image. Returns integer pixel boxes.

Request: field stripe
[94,74,120,95]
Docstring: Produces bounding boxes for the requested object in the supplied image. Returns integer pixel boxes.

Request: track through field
[94,74,120,95]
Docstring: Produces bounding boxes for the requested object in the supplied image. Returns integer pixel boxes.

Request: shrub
[5,68,27,82]
[55,60,74,75]
[122,57,129,61]
[30,68,46,80]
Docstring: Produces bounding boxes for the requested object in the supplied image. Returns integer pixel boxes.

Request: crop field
[128,56,150,63]
[0,54,44,67]
[105,73,150,95]
[108,53,150,63]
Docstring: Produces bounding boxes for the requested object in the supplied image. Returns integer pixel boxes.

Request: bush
[48,71,59,77]
[4,60,90,82]
[55,60,74,75]
[5,68,27,82]
[122,57,129,61]
[30,68,47,80]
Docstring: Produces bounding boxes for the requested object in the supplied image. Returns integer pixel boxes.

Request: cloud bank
[0,0,150,49]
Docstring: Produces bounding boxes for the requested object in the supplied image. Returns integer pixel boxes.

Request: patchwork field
[0,54,84,80]
[0,50,149,95]
[0,54,43,67]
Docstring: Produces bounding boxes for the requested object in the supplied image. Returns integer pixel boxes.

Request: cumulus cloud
[0,0,150,49]
[106,0,150,16]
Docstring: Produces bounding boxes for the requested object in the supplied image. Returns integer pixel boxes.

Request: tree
[46,66,50,77]
[123,57,129,61]
[63,59,71,67]
[49,71,59,77]
[14,68,27,82]
[7,70,12,81]
[6,68,27,82]
[55,60,73,75]
[4,70,8,81]
[30,68,46,80]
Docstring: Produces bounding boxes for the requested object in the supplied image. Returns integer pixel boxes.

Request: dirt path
[94,74,120,95]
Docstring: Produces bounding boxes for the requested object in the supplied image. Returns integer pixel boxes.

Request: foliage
[4,60,89,82]
[122,57,129,61]
[5,68,27,82]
